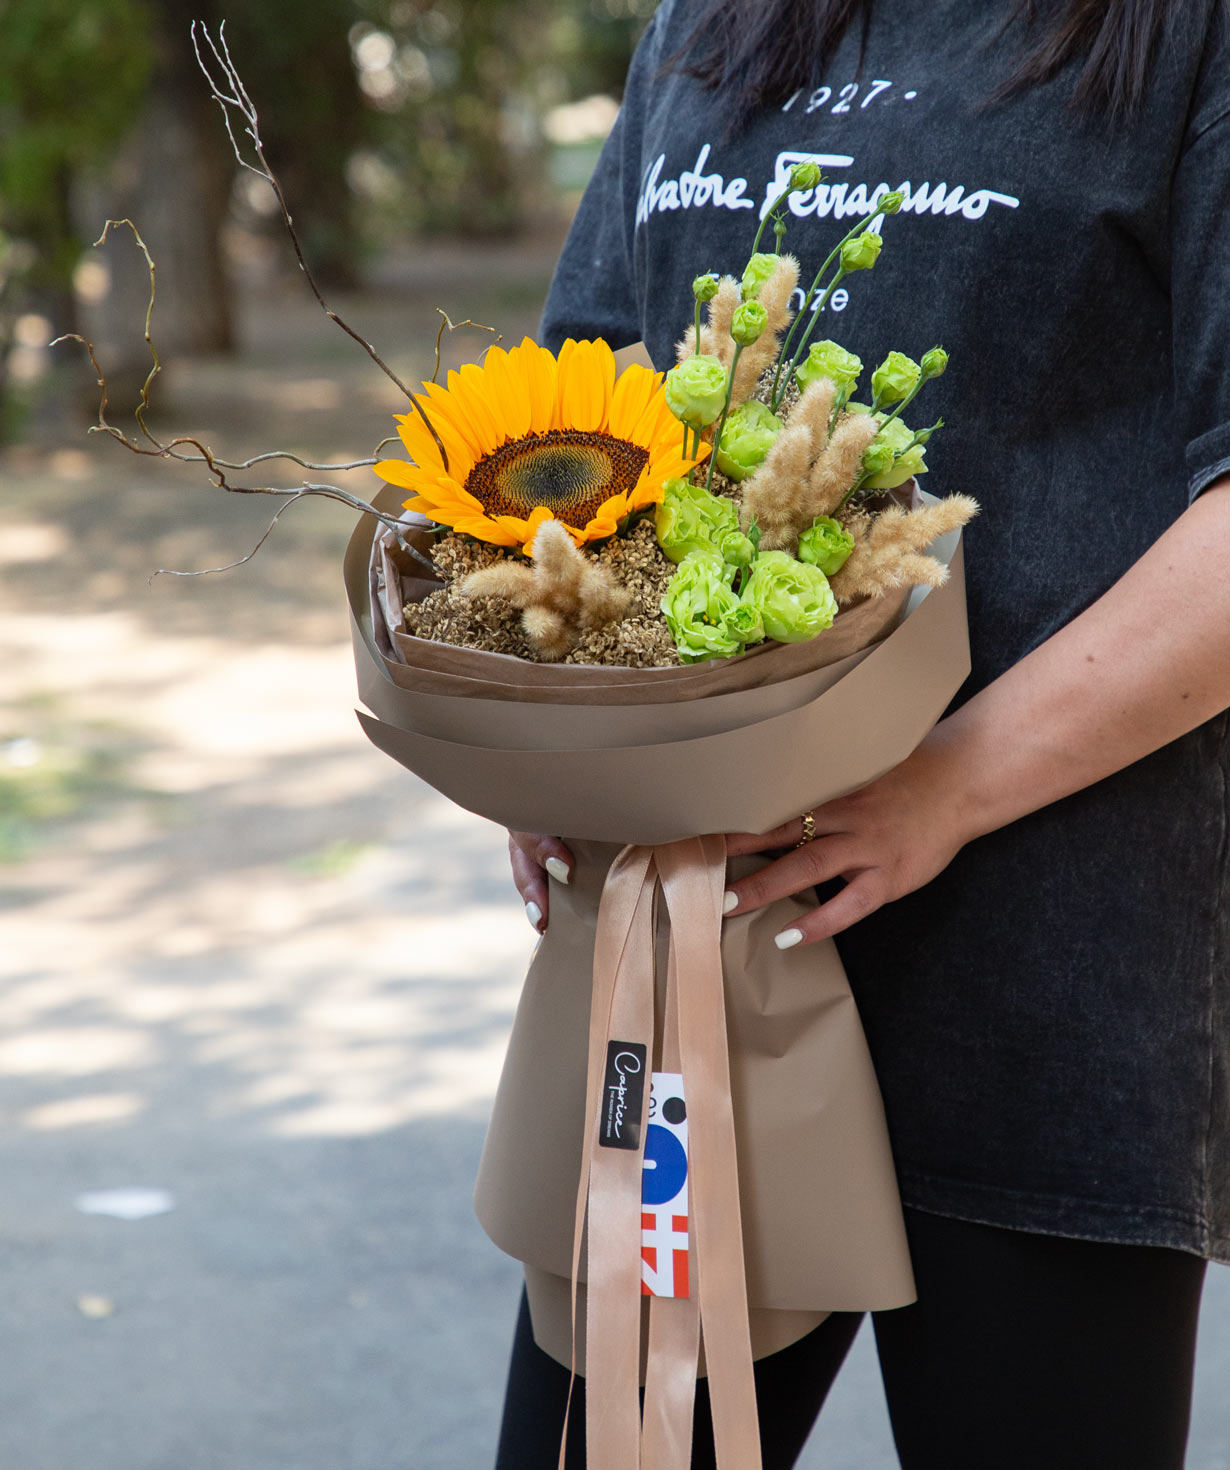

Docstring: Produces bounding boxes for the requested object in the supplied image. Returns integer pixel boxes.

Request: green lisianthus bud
[788,160,822,191]
[716,528,756,568]
[664,353,729,428]
[871,351,921,405]
[715,399,783,481]
[920,345,949,380]
[730,299,769,346]
[661,550,745,663]
[740,550,838,643]
[692,273,720,303]
[861,440,897,477]
[740,252,778,301]
[796,339,862,397]
[848,409,930,490]
[655,477,741,564]
[796,516,855,576]
[839,231,882,272]
[879,189,905,215]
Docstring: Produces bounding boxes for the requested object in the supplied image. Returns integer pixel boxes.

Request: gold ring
[795,810,816,847]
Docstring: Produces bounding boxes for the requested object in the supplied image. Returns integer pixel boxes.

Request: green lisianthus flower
[731,299,769,346]
[839,231,882,272]
[664,354,729,428]
[879,189,905,214]
[789,160,822,191]
[724,599,765,646]
[796,516,855,576]
[740,252,778,301]
[871,351,921,406]
[740,550,838,643]
[692,273,719,303]
[715,399,783,481]
[661,550,745,662]
[655,478,741,564]
[796,340,862,397]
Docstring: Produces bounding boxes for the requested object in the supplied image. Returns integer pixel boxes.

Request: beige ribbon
[564,836,763,1470]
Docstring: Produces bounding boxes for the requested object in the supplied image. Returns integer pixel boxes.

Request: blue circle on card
[642,1124,687,1205]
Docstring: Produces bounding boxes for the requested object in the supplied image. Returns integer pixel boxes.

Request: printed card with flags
[641,1072,689,1298]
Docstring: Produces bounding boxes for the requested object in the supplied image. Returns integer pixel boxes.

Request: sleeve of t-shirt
[539,4,673,353]
[1172,4,1230,502]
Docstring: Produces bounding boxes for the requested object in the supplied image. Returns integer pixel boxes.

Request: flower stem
[771,268,849,409]
[704,344,745,494]
[771,205,894,408]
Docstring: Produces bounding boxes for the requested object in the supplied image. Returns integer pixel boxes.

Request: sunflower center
[466,429,649,527]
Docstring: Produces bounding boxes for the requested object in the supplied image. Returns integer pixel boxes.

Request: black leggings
[494,1209,1207,1470]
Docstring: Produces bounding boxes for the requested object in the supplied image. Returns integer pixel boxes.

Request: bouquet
[351,173,977,1470]
[63,33,976,1470]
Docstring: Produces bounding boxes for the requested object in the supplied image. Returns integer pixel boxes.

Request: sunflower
[375,337,706,553]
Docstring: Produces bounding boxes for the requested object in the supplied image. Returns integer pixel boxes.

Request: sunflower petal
[558,339,614,433]
[479,345,532,443]
[609,363,660,442]
[514,338,559,434]
[395,411,475,482]
[448,363,507,453]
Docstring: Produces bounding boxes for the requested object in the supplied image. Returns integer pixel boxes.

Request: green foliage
[0,0,152,228]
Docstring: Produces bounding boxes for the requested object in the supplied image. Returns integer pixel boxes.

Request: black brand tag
[599,1041,647,1150]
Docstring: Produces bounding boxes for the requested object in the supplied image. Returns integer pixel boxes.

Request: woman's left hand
[722,741,970,948]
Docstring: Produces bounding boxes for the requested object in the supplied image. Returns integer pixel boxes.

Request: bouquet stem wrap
[574,836,760,1470]
[344,486,971,1465]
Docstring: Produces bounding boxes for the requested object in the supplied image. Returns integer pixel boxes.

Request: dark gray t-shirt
[541,0,1230,1258]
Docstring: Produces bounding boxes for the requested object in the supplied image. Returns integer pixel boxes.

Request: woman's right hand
[508,831,574,933]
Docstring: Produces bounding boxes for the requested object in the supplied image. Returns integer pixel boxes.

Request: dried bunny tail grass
[521,606,572,660]
[529,518,587,602]
[757,255,799,337]
[729,256,799,406]
[459,519,631,660]
[460,561,536,602]
[704,276,741,368]
[802,411,879,520]
[829,494,979,605]
[740,420,816,547]
[675,323,719,362]
[790,377,837,444]
[831,551,949,604]
[730,329,780,406]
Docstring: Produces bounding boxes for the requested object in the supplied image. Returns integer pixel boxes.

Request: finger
[772,870,889,948]
[509,838,549,933]
[724,805,850,858]
[723,836,856,915]
[508,831,575,886]
[723,820,800,857]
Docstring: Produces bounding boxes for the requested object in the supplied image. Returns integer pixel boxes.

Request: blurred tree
[218,2,370,289]
[0,0,152,344]
[351,0,552,237]
[548,0,656,102]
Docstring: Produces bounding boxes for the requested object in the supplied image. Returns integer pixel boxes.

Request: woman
[498,0,1230,1464]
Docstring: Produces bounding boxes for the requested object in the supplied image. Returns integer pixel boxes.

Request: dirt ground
[2,240,1229,1470]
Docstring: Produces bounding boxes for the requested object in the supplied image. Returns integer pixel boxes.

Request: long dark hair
[674,0,1192,123]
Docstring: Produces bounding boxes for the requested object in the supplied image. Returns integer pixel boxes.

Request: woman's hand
[722,739,971,948]
[508,831,575,933]
[727,477,1230,949]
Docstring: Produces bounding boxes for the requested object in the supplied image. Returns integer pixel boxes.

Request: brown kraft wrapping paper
[344,488,970,1374]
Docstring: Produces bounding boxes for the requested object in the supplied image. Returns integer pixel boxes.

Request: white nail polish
[774,928,804,950]
[545,857,571,884]
[525,901,543,931]
[722,890,739,915]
